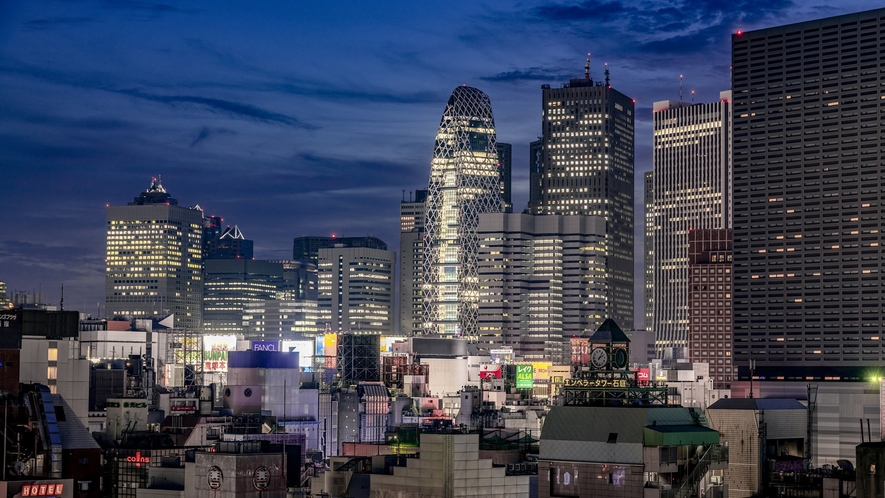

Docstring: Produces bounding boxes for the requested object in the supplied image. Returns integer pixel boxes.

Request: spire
[584,53,591,81]
[220,225,245,240]
[149,175,166,194]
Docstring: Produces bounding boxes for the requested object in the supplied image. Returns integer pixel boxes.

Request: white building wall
[20,336,89,430]
[424,358,470,397]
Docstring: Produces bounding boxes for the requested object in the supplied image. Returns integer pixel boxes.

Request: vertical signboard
[203,335,237,372]
[515,365,534,389]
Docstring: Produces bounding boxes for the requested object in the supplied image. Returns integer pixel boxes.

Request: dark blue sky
[0,0,878,325]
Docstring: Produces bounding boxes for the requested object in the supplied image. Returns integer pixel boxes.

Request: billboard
[281,340,314,369]
[380,335,406,353]
[489,347,513,364]
[203,335,237,372]
[479,364,502,379]
[634,368,650,386]
[570,337,590,364]
[251,341,280,352]
[531,362,553,382]
[515,365,534,389]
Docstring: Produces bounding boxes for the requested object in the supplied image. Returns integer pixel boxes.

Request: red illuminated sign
[126,451,150,467]
[21,484,64,497]
[570,338,590,364]
[634,368,650,386]
[479,364,502,379]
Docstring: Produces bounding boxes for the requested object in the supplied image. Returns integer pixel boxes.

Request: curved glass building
[423,86,502,338]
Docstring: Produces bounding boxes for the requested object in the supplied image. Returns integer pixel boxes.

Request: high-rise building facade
[423,86,502,338]
[270,259,318,301]
[399,189,427,336]
[476,213,608,362]
[687,229,733,389]
[202,259,283,333]
[496,142,513,213]
[293,236,387,265]
[644,171,654,334]
[105,178,203,330]
[731,9,885,378]
[319,246,395,335]
[532,68,635,328]
[651,94,732,357]
[528,139,544,213]
[242,300,319,340]
[206,225,253,259]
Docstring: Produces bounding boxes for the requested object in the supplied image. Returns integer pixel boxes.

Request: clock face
[591,347,608,369]
[613,348,628,369]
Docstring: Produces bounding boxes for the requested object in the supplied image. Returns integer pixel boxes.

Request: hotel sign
[21,485,64,497]
[3,479,74,498]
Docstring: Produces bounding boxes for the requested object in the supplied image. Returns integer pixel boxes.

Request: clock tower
[587,319,631,371]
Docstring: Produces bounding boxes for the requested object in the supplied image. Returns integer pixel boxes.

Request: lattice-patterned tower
[423,86,502,339]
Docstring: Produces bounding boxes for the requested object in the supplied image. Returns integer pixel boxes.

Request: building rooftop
[708,398,806,411]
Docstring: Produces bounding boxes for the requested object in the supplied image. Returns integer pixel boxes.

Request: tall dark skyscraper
[731,8,885,379]
[399,189,427,336]
[528,139,543,213]
[532,62,635,329]
[206,225,253,259]
[105,178,203,330]
[496,142,512,213]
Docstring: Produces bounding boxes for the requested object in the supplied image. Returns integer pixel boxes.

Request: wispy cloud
[533,0,629,22]
[113,88,317,128]
[190,126,237,147]
[481,66,574,83]
[23,17,96,30]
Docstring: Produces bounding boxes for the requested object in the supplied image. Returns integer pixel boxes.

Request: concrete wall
[20,336,89,429]
[731,380,879,467]
[370,433,530,497]
[537,461,644,498]
[705,409,760,498]
[193,452,285,498]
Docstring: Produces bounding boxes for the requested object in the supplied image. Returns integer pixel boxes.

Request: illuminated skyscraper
[105,177,203,330]
[651,93,732,358]
[318,246,395,335]
[644,171,654,334]
[423,86,502,338]
[532,62,635,328]
[477,213,608,362]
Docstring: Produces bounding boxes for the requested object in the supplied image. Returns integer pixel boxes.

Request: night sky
[1,0,879,326]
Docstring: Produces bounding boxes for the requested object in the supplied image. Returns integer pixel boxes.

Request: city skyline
[1,0,881,326]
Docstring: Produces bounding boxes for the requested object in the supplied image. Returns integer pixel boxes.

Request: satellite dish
[13,461,26,475]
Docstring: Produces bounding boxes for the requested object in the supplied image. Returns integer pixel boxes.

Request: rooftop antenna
[402,189,405,202]
[679,75,683,101]
[60,284,64,311]
[604,63,610,87]
[585,53,591,80]
[691,90,695,103]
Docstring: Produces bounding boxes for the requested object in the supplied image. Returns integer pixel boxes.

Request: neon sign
[21,484,64,497]
[126,451,150,467]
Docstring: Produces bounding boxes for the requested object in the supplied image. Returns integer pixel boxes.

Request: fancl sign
[251,341,280,352]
